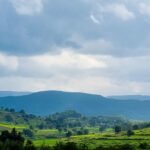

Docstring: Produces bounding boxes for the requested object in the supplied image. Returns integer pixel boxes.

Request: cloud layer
[0,0,148,56]
[0,51,150,95]
[11,0,44,15]
[0,0,150,95]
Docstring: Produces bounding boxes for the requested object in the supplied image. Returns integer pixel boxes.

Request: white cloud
[10,0,44,15]
[0,75,149,96]
[139,2,150,16]
[90,14,100,24]
[129,82,142,94]
[0,50,107,78]
[17,50,107,78]
[30,50,107,69]
[0,52,150,95]
[0,53,18,71]
[0,77,47,92]
[104,3,135,21]
[93,3,135,22]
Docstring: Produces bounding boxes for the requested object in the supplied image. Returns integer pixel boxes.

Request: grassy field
[33,139,58,146]
[0,122,27,131]
[32,128,150,148]
[1,121,150,149]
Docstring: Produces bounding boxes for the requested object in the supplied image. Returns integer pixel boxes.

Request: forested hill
[0,108,129,130]
[0,91,150,120]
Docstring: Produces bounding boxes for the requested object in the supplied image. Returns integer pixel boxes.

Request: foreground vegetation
[1,128,150,150]
[1,108,150,149]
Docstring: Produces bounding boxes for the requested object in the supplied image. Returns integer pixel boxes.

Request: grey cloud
[0,0,92,55]
[0,0,150,57]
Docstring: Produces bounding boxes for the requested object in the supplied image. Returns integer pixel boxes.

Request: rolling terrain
[0,108,150,150]
[0,91,150,120]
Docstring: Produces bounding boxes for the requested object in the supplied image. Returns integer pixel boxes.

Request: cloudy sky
[0,0,150,95]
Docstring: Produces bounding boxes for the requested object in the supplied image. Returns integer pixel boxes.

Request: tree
[0,128,24,143]
[19,109,26,114]
[77,130,83,135]
[66,131,72,138]
[58,128,63,133]
[38,123,45,129]
[10,109,15,112]
[53,142,78,150]
[29,125,34,130]
[114,126,121,134]
[24,140,36,150]
[139,142,149,149]
[0,129,27,150]
[133,125,139,130]
[83,129,89,135]
[5,115,13,122]
[23,129,33,138]
[0,130,10,142]
[99,126,105,132]
[119,143,135,150]
[127,130,134,137]
[79,143,89,150]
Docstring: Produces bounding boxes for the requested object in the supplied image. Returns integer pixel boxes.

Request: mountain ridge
[0,90,150,120]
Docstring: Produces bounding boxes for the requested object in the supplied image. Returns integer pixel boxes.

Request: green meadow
[1,109,150,149]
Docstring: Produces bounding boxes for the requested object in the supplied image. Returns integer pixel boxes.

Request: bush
[119,144,135,150]
[114,126,121,134]
[127,130,134,136]
[0,128,25,150]
[24,140,36,150]
[23,129,34,138]
[53,142,78,150]
[66,131,72,138]
[139,142,149,149]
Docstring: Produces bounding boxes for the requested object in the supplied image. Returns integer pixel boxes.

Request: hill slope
[0,91,150,120]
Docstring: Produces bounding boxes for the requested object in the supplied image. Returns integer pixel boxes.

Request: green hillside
[0,108,131,130]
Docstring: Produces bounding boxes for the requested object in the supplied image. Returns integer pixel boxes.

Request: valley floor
[1,122,150,149]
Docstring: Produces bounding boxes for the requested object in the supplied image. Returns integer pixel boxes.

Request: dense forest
[0,108,131,130]
[1,108,150,135]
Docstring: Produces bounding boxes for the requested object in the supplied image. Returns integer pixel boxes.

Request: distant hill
[108,95,150,101]
[0,91,150,120]
[0,108,129,130]
[0,91,31,97]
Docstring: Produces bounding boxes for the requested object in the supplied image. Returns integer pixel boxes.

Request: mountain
[0,91,31,97]
[108,95,150,101]
[0,91,150,120]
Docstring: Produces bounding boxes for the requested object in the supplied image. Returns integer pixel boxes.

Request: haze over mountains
[0,91,31,97]
[0,91,150,120]
[109,95,150,101]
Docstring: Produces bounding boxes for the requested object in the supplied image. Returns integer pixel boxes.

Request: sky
[0,0,150,96]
